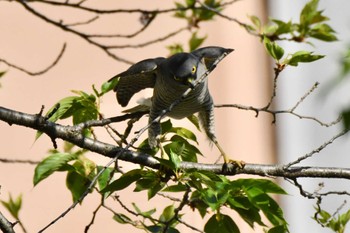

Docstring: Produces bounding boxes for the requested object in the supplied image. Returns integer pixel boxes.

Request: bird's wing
[109,57,165,107]
[191,46,234,70]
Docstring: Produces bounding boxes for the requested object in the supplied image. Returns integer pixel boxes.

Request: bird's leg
[198,107,245,169]
[212,138,245,169]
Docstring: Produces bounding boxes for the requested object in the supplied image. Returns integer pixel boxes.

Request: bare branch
[1,105,350,179]
[0,158,39,165]
[66,15,99,27]
[107,26,188,49]
[196,0,259,36]
[0,43,66,76]
[291,82,319,112]
[283,129,349,168]
[215,103,342,127]
[17,0,134,64]
[84,201,102,233]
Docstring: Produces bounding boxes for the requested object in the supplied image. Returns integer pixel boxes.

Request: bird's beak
[186,76,196,89]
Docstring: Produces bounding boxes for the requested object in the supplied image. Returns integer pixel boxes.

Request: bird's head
[167,53,204,88]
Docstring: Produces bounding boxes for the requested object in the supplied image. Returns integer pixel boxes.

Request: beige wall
[0,1,274,232]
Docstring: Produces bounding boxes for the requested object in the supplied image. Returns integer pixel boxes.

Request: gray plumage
[109,46,239,165]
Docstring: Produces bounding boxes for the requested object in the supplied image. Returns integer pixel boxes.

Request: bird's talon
[225,159,245,169]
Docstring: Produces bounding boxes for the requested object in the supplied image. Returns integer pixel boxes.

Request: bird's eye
[191,66,196,73]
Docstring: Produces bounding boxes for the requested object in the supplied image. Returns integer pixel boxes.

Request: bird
[109,46,244,168]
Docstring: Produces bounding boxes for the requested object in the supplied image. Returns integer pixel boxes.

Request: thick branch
[0,212,15,233]
[1,105,350,179]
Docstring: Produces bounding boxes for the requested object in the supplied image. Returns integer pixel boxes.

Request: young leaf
[263,36,284,61]
[309,23,337,42]
[100,77,119,96]
[159,205,175,222]
[249,15,261,31]
[204,214,239,233]
[286,51,324,66]
[189,31,207,51]
[33,152,77,186]
[132,203,156,218]
[1,194,22,220]
[113,213,132,224]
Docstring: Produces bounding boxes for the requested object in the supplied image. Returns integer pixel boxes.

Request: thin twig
[84,202,103,233]
[283,128,349,168]
[291,82,319,112]
[0,158,39,165]
[0,43,66,76]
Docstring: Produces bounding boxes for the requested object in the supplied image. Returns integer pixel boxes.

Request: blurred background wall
[270,1,350,233]
[1,0,349,232]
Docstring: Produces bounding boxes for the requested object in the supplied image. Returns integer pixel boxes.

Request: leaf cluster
[248,0,337,43]
[174,0,221,27]
[315,208,350,233]
[247,0,336,69]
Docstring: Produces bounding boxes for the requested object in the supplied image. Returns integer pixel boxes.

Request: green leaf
[174,2,186,19]
[309,23,337,41]
[299,0,328,27]
[227,196,265,228]
[167,44,184,55]
[36,90,99,139]
[66,169,91,203]
[146,225,163,233]
[65,156,96,202]
[268,225,288,233]
[163,183,188,192]
[232,179,287,195]
[286,51,324,66]
[148,181,165,200]
[159,205,175,222]
[164,136,202,162]
[33,152,77,186]
[271,19,294,36]
[1,194,22,220]
[72,155,96,180]
[132,203,156,218]
[170,127,198,143]
[189,31,207,51]
[35,96,77,140]
[340,209,350,226]
[161,119,173,134]
[204,214,240,233]
[202,188,229,211]
[102,169,144,193]
[169,149,181,171]
[247,192,286,227]
[187,114,201,131]
[96,166,113,191]
[263,36,284,61]
[100,77,119,96]
[249,15,261,31]
[113,213,132,224]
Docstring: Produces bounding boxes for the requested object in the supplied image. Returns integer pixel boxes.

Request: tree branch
[0,211,15,233]
[0,43,66,76]
[1,105,350,179]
